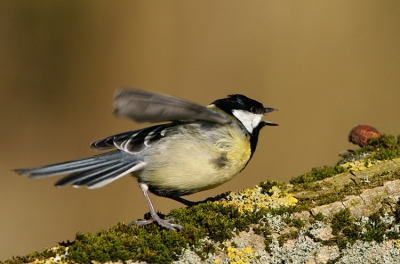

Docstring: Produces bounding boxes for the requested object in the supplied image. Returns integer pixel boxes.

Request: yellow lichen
[215,183,298,214]
[340,159,380,172]
[393,239,400,248]
[224,242,257,264]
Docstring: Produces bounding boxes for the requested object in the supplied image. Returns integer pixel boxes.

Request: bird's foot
[129,216,183,230]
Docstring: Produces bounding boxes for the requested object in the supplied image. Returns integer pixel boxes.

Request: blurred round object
[348,125,381,147]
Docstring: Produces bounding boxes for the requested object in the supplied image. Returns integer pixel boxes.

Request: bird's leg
[129,183,183,230]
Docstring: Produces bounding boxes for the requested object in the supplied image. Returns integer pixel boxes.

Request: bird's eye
[250,106,258,114]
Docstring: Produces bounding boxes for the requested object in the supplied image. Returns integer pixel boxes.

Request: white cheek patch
[232,109,263,134]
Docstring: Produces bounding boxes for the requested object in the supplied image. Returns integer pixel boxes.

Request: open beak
[264,107,277,114]
[263,107,279,126]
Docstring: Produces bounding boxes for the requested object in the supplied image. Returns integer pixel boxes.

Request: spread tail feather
[15,150,144,189]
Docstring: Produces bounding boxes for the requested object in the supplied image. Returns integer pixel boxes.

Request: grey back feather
[113,88,230,124]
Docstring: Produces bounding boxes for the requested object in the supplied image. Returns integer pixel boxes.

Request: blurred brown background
[1,1,400,260]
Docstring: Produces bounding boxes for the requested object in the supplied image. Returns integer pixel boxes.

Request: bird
[15,88,278,230]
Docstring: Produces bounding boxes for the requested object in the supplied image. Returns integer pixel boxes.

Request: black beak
[263,121,279,126]
[263,107,278,126]
[264,107,277,114]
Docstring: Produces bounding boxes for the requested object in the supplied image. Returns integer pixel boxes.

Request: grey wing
[113,88,231,124]
[91,123,176,153]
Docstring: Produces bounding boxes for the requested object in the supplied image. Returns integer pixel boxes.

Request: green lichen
[289,134,400,215]
[290,134,400,194]
[258,180,287,194]
[4,247,60,264]
[290,165,347,186]
[356,134,400,160]
[331,208,354,236]
[328,207,400,250]
[277,230,300,247]
[63,223,188,263]
[287,217,306,229]
[253,225,273,252]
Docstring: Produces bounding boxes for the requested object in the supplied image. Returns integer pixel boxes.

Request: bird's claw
[129,217,184,230]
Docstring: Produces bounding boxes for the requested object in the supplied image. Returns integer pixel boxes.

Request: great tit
[15,88,278,230]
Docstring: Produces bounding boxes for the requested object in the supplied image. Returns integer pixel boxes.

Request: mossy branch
[5,135,400,264]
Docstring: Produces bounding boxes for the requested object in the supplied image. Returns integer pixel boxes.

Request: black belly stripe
[214,152,228,168]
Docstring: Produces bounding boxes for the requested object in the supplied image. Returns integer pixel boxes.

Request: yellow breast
[138,123,252,196]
